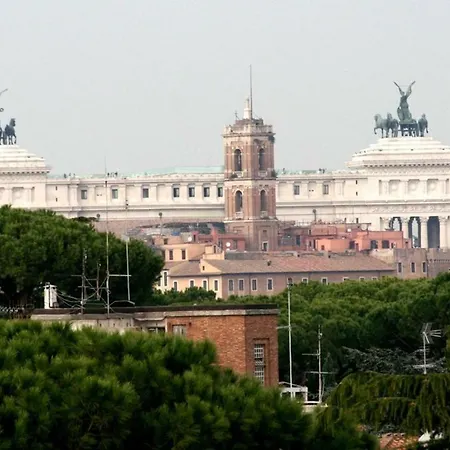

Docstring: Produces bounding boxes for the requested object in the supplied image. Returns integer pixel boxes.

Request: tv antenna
[303,325,334,404]
[413,323,442,375]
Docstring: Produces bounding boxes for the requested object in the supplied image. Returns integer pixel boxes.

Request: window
[254,343,266,384]
[235,191,243,212]
[258,148,265,170]
[142,187,149,199]
[370,240,378,249]
[181,249,186,260]
[203,186,210,198]
[251,279,257,291]
[342,277,349,281]
[287,277,293,286]
[214,279,219,291]
[382,240,390,249]
[323,184,329,195]
[172,325,186,336]
[302,278,309,284]
[189,280,195,288]
[169,250,174,261]
[81,189,88,200]
[411,262,416,273]
[372,277,378,281]
[188,186,195,198]
[295,236,301,246]
[359,277,365,282]
[173,281,178,292]
[293,184,300,195]
[217,186,224,197]
[202,280,208,290]
[234,149,242,171]
[397,262,403,273]
[173,186,180,198]
[267,279,273,291]
[422,261,427,273]
[111,188,118,199]
[228,279,234,292]
[238,279,244,291]
[163,271,168,287]
[260,190,267,212]
[262,242,268,252]
[321,277,328,285]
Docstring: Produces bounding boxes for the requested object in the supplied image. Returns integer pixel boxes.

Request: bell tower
[223,81,278,251]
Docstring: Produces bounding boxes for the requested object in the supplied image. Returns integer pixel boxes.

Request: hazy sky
[2,0,450,174]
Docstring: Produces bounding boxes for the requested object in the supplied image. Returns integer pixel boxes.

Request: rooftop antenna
[104,158,111,317]
[249,64,253,119]
[413,323,442,374]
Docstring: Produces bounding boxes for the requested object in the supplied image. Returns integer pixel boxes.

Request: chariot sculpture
[373,82,429,138]
[0,89,18,145]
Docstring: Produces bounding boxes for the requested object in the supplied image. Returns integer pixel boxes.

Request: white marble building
[1,134,450,248]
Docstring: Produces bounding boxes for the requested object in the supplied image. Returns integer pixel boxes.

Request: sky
[1,0,450,175]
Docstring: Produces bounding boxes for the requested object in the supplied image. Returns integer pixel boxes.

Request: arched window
[235,190,243,212]
[234,149,242,172]
[260,190,267,212]
[258,148,265,170]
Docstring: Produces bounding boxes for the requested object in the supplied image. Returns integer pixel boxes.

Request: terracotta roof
[163,261,184,270]
[379,433,418,449]
[169,255,394,277]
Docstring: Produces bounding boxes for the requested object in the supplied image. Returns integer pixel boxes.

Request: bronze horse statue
[3,118,16,145]
[418,114,429,137]
[374,113,399,138]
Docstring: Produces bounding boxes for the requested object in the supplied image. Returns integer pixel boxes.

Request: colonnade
[380,216,448,249]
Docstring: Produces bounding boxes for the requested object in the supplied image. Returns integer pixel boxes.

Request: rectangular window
[172,325,186,336]
[411,262,416,273]
[323,184,329,195]
[422,262,427,273]
[238,279,244,291]
[173,281,178,292]
[302,278,309,284]
[189,280,195,288]
[203,186,210,198]
[228,279,234,292]
[111,188,118,199]
[217,186,223,197]
[267,279,273,291]
[169,250,174,261]
[173,186,180,198]
[163,271,168,287]
[142,187,149,199]
[342,277,349,281]
[214,279,219,291]
[262,242,268,252]
[202,280,208,290]
[253,343,266,384]
[321,277,328,285]
[81,189,88,200]
[251,279,257,291]
[397,262,403,273]
[372,277,378,280]
[359,277,365,282]
[188,186,195,198]
[293,184,300,195]
[181,249,186,260]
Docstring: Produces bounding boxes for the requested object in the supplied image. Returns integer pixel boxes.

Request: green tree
[0,320,364,449]
[0,206,163,306]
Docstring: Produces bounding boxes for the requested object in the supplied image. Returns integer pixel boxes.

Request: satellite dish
[187,236,193,242]
[226,242,231,248]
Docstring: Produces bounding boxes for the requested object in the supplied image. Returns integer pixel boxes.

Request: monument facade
[0,85,449,249]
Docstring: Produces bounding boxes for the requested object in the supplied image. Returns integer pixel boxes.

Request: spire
[242,65,253,120]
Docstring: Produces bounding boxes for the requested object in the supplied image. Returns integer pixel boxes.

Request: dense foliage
[0,320,376,449]
[0,206,163,307]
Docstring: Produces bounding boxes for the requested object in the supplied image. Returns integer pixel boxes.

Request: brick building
[31,304,279,387]
[164,254,395,299]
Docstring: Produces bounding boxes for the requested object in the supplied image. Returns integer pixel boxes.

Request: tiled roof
[379,433,418,449]
[169,255,394,277]
[163,261,185,271]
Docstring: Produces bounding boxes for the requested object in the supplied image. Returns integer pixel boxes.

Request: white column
[420,217,429,249]
[439,216,447,249]
[401,217,411,239]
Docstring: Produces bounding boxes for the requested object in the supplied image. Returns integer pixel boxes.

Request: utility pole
[287,280,293,398]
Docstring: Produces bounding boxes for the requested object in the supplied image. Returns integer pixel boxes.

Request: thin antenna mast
[249,64,253,119]
[104,161,111,317]
[414,323,442,374]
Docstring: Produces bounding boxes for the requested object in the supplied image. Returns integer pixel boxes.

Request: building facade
[2,102,450,248]
[31,304,280,387]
